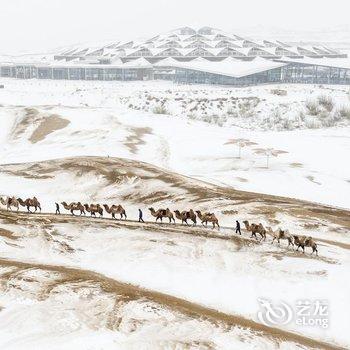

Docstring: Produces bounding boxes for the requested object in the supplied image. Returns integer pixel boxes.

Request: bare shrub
[272,108,282,123]
[317,95,334,112]
[318,110,330,119]
[282,118,295,130]
[305,100,320,116]
[321,116,336,127]
[239,99,255,118]
[337,106,350,120]
[305,118,320,129]
[152,105,169,115]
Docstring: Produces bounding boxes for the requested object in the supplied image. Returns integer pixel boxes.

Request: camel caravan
[243,220,318,255]
[0,196,41,213]
[60,202,126,219]
[0,196,318,255]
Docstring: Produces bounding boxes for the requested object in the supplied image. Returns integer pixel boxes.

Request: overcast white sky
[0,0,349,54]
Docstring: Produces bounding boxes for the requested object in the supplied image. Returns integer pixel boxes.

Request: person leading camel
[138,209,144,223]
[55,202,60,215]
[235,220,241,235]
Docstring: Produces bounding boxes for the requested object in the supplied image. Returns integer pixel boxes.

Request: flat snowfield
[0,78,349,349]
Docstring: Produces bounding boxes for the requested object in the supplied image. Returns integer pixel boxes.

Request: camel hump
[161,209,167,216]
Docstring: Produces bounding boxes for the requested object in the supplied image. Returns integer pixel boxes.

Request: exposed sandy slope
[0,256,343,350]
[0,156,349,233]
[10,107,70,144]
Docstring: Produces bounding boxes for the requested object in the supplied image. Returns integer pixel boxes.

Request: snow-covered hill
[0,78,349,349]
[0,167,349,349]
[0,78,349,208]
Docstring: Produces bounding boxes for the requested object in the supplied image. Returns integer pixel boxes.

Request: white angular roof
[45,26,347,62]
[122,57,153,68]
[277,57,350,70]
[154,56,287,78]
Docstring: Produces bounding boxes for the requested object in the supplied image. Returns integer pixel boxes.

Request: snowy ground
[0,208,349,349]
[0,78,349,349]
[0,78,349,208]
[0,156,349,349]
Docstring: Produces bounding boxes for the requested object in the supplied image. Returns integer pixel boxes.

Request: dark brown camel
[0,196,19,211]
[174,209,197,226]
[103,204,127,220]
[243,220,266,241]
[148,207,175,223]
[195,210,219,229]
[17,197,41,213]
[61,201,85,215]
[293,235,318,255]
[84,203,103,217]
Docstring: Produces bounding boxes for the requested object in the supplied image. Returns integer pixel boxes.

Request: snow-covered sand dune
[0,209,348,349]
[0,156,349,240]
[0,256,334,350]
[0,79,349,208]
[0,79,349,349]
[0,156,349,348]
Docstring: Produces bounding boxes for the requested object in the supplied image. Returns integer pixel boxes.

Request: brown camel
[103,204,127,220]
[0,196,19,211]
[84,203,103,217]
[257,223,267,241]
[293,235,318,255]
[148,207,175,223]
[61,201,85,216]
[17,197,41,213]
[174,209,197,226]
[266,227,294,247]
[195,210,220,229]
[243,220,265,241]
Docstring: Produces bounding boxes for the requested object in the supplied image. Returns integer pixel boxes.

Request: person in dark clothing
[138,209,144,223]
[235,220,241,235]
[55,202,60,215]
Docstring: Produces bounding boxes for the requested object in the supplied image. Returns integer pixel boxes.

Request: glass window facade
[1,62,349,86]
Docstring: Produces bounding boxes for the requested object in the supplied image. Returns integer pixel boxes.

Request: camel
[0,196,19,211]
[257,223,267,241]
[174,209,197,226]
[243,220,265,241]
[266,227,294,247]
[17,197,41,213]
[293,235,318,255]
[61,201,85,216]
[103,204,127,220]
[84,203,103,217]
[148,207,175,223]
[195,210,220,229]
